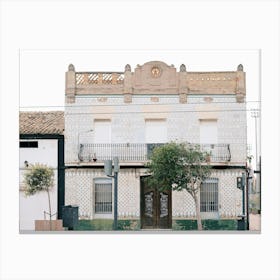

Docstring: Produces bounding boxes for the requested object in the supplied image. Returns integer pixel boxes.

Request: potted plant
[23,163,62,231]
[206,151,211,163]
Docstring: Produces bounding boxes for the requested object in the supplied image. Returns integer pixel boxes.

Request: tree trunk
[194,193,203,230]
[47,188,52,231]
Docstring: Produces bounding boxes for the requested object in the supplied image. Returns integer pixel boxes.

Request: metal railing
[78,143,231,163]
[200,144,231,162]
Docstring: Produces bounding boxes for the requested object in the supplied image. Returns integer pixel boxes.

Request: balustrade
[76,72,124,85]
[78,143,231,163]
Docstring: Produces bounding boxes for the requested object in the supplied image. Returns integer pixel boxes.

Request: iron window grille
[200,178,219,212]
[95,182,112,214]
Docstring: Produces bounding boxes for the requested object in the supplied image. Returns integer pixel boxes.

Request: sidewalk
[249,214,261,231]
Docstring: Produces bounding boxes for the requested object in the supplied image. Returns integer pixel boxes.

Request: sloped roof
[19,111,64,135]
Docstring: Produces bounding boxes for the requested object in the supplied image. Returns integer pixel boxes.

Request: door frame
[140,176,172,229]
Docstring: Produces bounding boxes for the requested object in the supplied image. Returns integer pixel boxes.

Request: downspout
[57,136,65,219]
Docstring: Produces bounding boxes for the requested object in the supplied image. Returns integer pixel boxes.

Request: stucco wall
[19,139,58,231]
[19,174,58,230]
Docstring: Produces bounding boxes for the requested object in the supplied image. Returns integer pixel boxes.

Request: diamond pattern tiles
[172,189,196,218]
[66,168,243,220]
[172,169,243,218]
[65,169,103,219]
[65,169,141,219]
[118,170,140,218]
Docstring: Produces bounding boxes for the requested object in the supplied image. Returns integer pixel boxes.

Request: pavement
[249,214,261,231]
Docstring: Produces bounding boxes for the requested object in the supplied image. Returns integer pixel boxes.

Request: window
[94,179,112,214]
[145,119,167,143]
[94,120,111,143]
[200,178,218,212]
[93,120,112,160]
[19,141,38,148]
[199,120,217,144]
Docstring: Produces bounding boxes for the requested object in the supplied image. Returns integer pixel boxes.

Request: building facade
[19,111,65,231]
[64,61,247,229]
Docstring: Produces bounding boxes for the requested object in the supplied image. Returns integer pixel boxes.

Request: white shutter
[145,120,167,143]
[199,120,217,144]
[94,120,111,143]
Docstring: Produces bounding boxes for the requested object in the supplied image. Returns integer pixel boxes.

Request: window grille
[95,182,112,213]
[200,178,218,212]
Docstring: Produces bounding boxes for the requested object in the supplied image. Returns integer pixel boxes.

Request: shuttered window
[94,120,111,143]
[200,178,218,212]
[199,120,217,144]
[145,119,167,143]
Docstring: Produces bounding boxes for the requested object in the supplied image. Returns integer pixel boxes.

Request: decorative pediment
[133,61,177,93]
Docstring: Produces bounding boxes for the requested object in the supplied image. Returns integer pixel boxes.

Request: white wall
[19,139,58,231]
[65,94,247,164]
[20,139,58,168]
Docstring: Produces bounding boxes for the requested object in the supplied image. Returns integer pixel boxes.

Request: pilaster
[65,64,76,104]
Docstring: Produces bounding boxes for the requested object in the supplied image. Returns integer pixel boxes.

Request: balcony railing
[200,144,231,162]
[78,143,231,163]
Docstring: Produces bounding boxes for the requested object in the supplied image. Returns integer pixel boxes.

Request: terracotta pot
[35,220,64,231]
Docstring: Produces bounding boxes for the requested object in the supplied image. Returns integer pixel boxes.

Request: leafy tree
[146,142,211,230]
[24,163,54,230]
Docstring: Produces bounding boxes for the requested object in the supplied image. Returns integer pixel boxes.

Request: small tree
[146,142,211,230]
[24,163,54,230]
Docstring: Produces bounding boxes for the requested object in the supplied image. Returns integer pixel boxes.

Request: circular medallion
[151,66,161,78]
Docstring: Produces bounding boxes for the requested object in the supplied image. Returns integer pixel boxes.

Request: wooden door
[140,177,171,229]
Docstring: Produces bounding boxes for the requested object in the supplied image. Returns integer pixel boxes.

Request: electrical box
[237,173,245,190]
[113,157,119,172]
[104,160,112,176]
[237,177,243,189]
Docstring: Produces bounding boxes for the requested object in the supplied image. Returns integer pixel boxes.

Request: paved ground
[249,214,261,231]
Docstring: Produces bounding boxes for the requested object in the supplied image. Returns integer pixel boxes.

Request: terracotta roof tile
[19,111,64,135]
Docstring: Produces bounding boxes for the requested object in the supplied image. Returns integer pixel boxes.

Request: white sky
[19,49,261,166]
[1,1,279,280]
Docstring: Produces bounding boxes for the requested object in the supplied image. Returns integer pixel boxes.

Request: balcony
[78,143,231,163]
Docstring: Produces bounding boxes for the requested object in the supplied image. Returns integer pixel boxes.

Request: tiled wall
[65,168,243,220]
[172,169,243,219]
[65,95,247,164]
[64,94,246,221]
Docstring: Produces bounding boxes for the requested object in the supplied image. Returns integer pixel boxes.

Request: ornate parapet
[178,64,188,103]
[65,64,76,103]
[235,64,246,103]
[186,72,238,94]
[123,64,133,103]
[65,62,246,103]
[133,61,177,94]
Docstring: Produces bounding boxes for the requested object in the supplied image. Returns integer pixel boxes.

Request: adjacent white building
[19,111,64,231]
[64,61,247,229]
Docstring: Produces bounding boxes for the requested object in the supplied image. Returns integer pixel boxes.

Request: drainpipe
[246,166,250,230]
